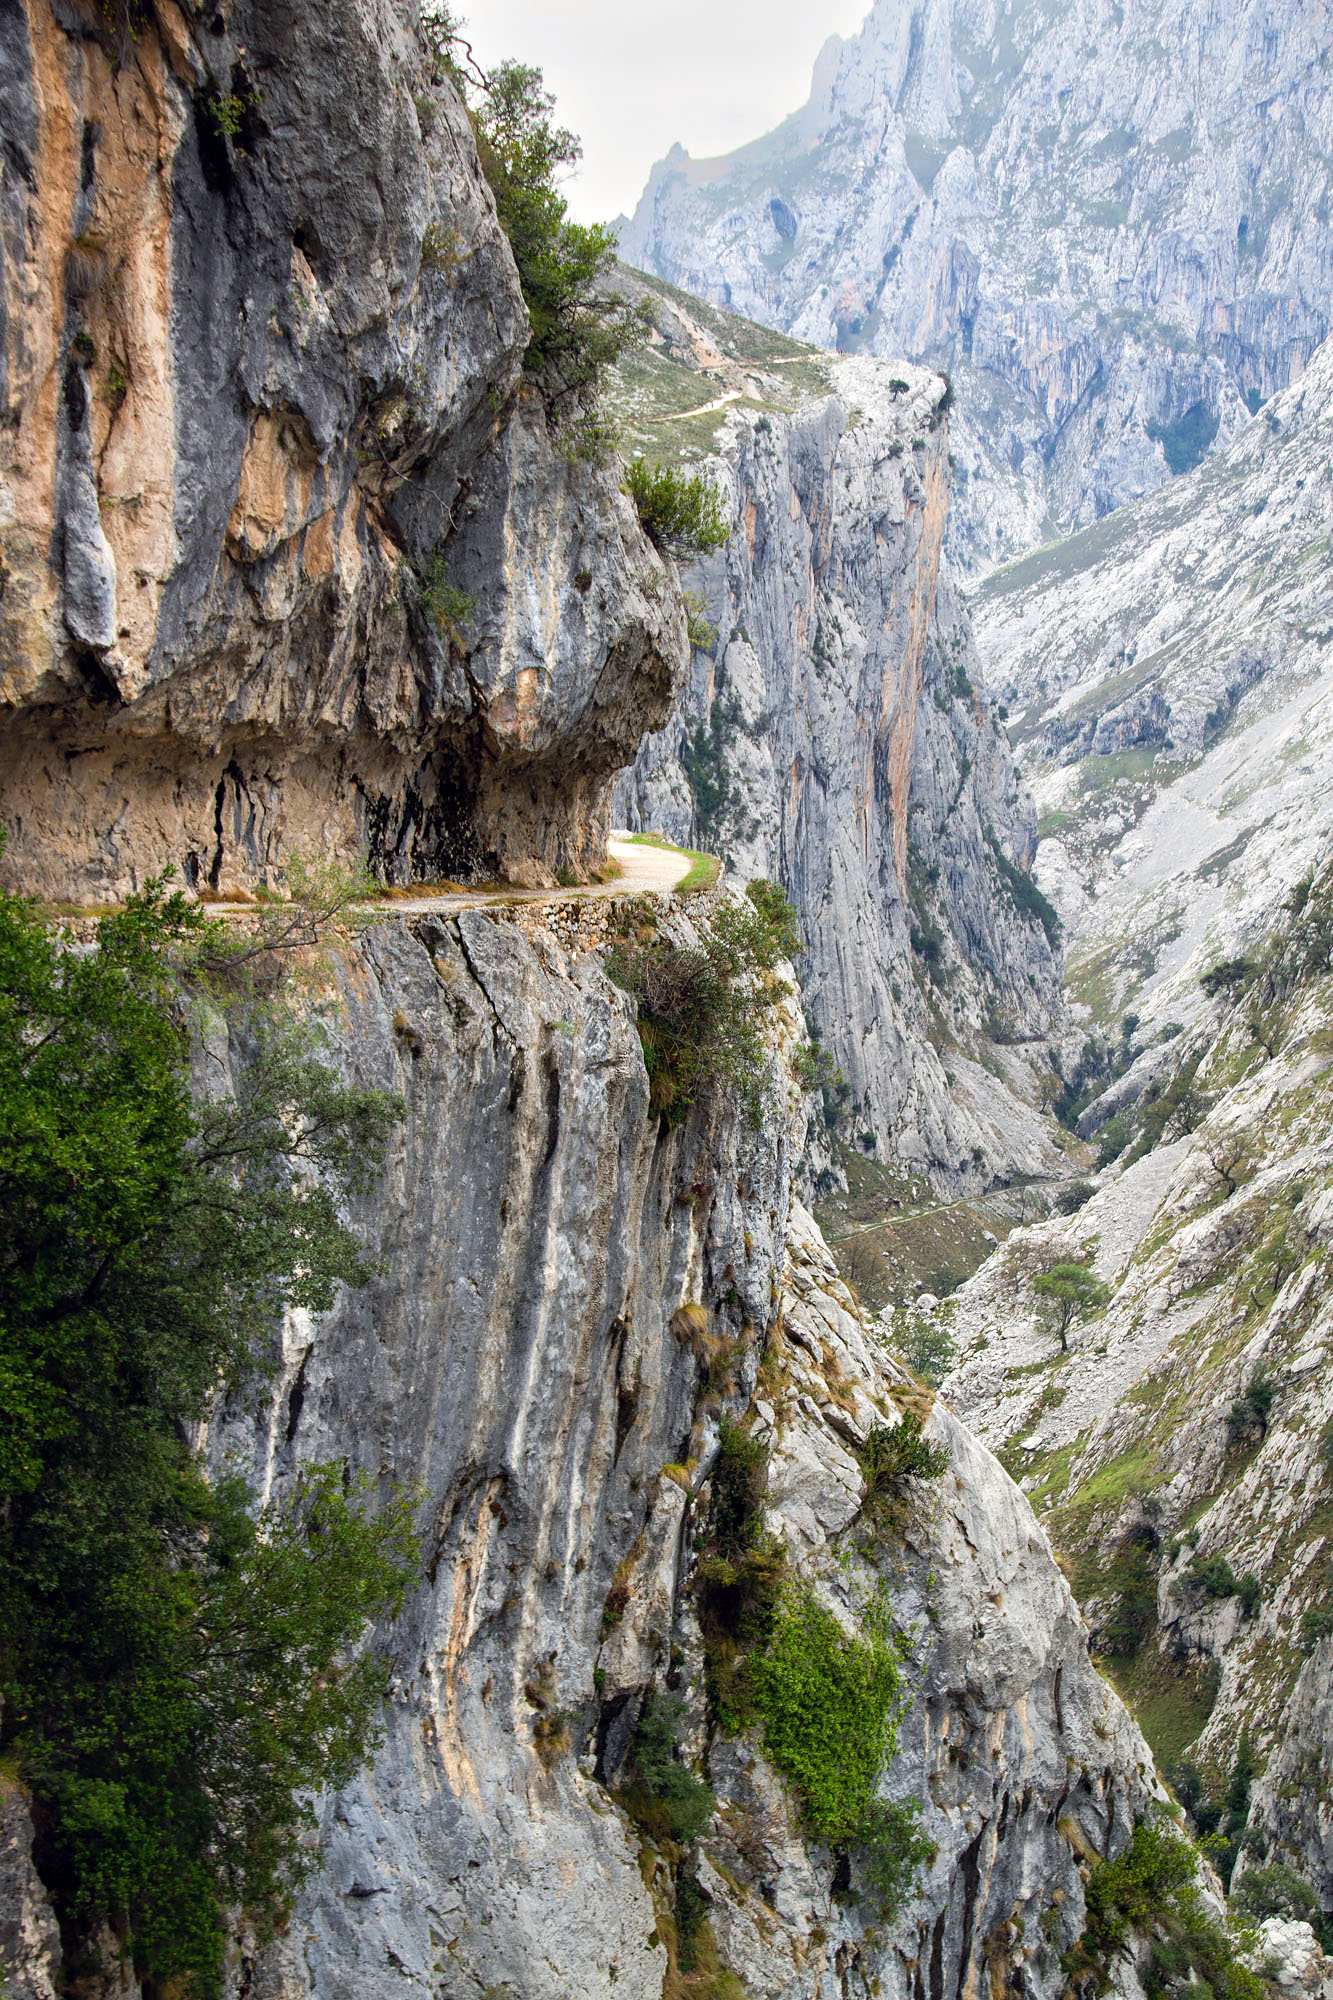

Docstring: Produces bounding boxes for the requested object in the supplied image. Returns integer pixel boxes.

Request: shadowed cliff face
[0,0,686,899]
[192,908,1155,2000]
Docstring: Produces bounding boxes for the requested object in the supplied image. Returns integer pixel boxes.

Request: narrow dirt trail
[361,835,694,916]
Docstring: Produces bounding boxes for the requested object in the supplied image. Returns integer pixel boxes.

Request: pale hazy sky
[461,1,873,224]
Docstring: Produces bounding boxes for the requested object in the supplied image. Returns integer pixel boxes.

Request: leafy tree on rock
[1032,1261,1111,1351]
[0,868,416,1993]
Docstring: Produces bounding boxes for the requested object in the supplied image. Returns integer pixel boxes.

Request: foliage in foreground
[606,879,801,1123]
[0,872,416,1991]
[1067,1817,1264,2000]
[470,62,646,407]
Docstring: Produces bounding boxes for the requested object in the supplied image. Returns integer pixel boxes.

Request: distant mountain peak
[622,0,1333,576]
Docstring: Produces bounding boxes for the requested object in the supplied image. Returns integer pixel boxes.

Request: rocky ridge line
[619,0,1332,575]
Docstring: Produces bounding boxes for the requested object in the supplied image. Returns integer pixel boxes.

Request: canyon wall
[939,923,1333,1909]
[610,282,1065,1191]
[970,336,1333,1049]
[0,0,685,898]
[0,7,1176,1996]
[620,0,1333,573]
[195,900,1158,2000]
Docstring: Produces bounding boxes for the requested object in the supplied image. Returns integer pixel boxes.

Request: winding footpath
[363,834,695,915]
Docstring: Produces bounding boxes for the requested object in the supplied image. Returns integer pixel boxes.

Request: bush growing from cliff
[695,1419,790,1731]
[422,19,643,413]
[606,880,801,1124]
[621,1692,715,1845]
[624,458,729,557]
[682,589,720,652]
[750,1584,932,1917]
[1068,1817,1263,2000]
[462,58,646,408]
[1184,1552,1258,1605]
[0,872,415,1991]
[1230,1864,1320,1926]
[1299,1604,1333,1652]
[858,1412,950,1505]
[415,550,474,648]
[693,1426,932,1917]
[1199,956,1255,1000]
[1226,1370,1275,1443]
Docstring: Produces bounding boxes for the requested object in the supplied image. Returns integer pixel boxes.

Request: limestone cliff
[609,278,1065,1193]
[0,9,1189,1997]
[0,0,686,898]
[940,918,1333,1911]
[970,336,1333,1053]
[619,0,1333,574]
[191,899,1157,2000]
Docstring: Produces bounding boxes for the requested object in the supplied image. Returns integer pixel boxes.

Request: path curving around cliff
[365,834,696,916]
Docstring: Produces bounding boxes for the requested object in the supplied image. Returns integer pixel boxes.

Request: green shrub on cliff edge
[1066,1817,1263,2000]
[423,15,644,416]
[0,865,417,1993]
[693,1423,932,1918]
[472,61,646,406]
[750,1585,933,1918]
[624,458,730,558]
[606,879,801,1124]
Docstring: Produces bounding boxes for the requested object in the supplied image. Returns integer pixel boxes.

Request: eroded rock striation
[0,0,686,898]
[620,0,1333,572]
[611,282,1065,1190]
[194,905,1156,2000]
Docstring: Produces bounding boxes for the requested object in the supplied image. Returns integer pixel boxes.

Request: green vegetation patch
[619,1692,715,1845]
[750,1585,933,1916]
[606,880,799,1123]
[625,458,729,557]
[751,1587,902,1846]
[1068,1817,1263,2000]
[974,506,1142,605]
[461,52,645,413]
[1105,1652,1219,1771]
[0,865,415,1991]
[1057,1447,1161,1529]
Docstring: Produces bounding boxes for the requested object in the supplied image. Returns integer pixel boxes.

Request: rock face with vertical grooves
[0,0,686,899]
[0,6,1175,1994]
[610,281,1065,1190]
[193,907,1155,2000]
[619,0,1333,573]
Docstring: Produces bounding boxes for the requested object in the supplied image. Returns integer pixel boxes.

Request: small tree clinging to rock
[1032,1260,1111,1351]
[624,457,729,558]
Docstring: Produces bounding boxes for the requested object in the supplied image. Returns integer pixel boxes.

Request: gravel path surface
[349,835,695,916]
